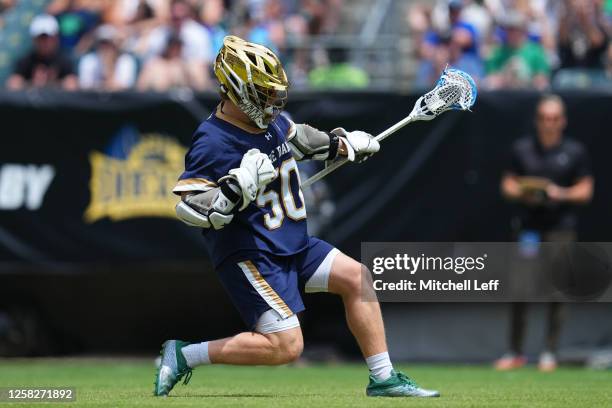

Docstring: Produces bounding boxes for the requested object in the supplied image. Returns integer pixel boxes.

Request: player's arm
[176,184,238,230]
[175,149,276,229]
[288,123,380,163]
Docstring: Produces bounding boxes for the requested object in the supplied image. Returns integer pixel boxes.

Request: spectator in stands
[416,34,453,88]
[605,0,612,22]
[106,0,168,59]
[6,14,78,90]
[0,0,14,16]
[50,0,100,54]
[137,33,208,91]
[485,0,559,44]
[0,0,14,29]
[485,11,550,89]
[78,25,138,90]
[308,47,369,89]
[408,2,433,41]
[231,5,281,54]
[145,0,212,65]
[416,28,485,88]
[558,0,609,69]
[281,7,310,87]
[0,0,13,12]
[301,0,344,36]
[452,20,486,75]
[424,0,480,61]
[105,0,168,27]
[459,0,493,40]
[259,0,287,49]
[199,0,227,55]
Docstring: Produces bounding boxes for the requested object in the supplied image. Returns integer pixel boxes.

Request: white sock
[366,351,394,381]
[181,342,211,368]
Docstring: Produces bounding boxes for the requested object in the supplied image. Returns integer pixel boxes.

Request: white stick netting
[421,68,477,116]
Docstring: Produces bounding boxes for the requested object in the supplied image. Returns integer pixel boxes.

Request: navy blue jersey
[174,105,308,266]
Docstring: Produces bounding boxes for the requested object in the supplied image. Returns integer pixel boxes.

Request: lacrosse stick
[302,68,478,187]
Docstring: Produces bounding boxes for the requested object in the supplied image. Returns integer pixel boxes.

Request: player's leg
[297,238,439,397]
[327,252,388,358]
[198,254,306,365]
[327,252,439,397]
[154,314,302,396]
[155,254,306,396]
[189,315,303,366]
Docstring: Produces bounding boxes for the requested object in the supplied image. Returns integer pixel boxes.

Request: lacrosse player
[154,36,439,398]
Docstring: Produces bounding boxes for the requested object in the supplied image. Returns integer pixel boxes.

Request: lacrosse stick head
[410,67,477,121]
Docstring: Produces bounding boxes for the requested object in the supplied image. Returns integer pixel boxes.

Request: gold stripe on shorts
[238,260,293,318]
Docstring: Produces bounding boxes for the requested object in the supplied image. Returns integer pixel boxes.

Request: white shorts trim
[255,309,300,334]
[304,248,339,293]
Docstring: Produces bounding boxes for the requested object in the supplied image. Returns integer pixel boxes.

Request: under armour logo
[265,133,272,141]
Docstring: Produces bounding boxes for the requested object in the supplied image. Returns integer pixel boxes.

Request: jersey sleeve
[275,112,296,141]
[173,133,224,195]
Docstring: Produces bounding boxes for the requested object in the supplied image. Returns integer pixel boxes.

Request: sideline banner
[0,91,210,263]
[1,90,612,264]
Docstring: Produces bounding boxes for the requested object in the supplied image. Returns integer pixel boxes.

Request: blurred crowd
[5,0,612,92]
[410,0,612,90]
[1,0,360,92]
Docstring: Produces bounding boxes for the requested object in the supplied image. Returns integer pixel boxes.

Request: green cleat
[366,370,440,397]
[153,340,193,396]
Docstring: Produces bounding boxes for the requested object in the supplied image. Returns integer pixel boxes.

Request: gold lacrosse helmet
[214,36,289,129]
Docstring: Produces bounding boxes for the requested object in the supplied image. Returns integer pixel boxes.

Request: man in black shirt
[6,14,77,90]
[495,94,593,372]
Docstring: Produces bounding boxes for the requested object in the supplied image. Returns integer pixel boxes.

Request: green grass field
[1,359,611,407]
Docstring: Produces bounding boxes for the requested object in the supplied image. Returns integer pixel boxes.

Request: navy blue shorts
[216,236,338,330]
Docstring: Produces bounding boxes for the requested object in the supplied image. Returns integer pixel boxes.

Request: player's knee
[267,328,303,364]
[332,260,363,296]
[279,334,303,363]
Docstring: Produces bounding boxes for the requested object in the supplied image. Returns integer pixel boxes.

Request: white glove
[240,148,277,189]
[219,148,277,210]
[331,128,380,162]
[207,210,234,230]
[176,190,236,230]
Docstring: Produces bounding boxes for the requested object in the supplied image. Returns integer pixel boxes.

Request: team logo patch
[84,125,186,222]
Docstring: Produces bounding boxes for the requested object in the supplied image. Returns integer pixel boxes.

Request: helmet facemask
[240,85,287,129]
